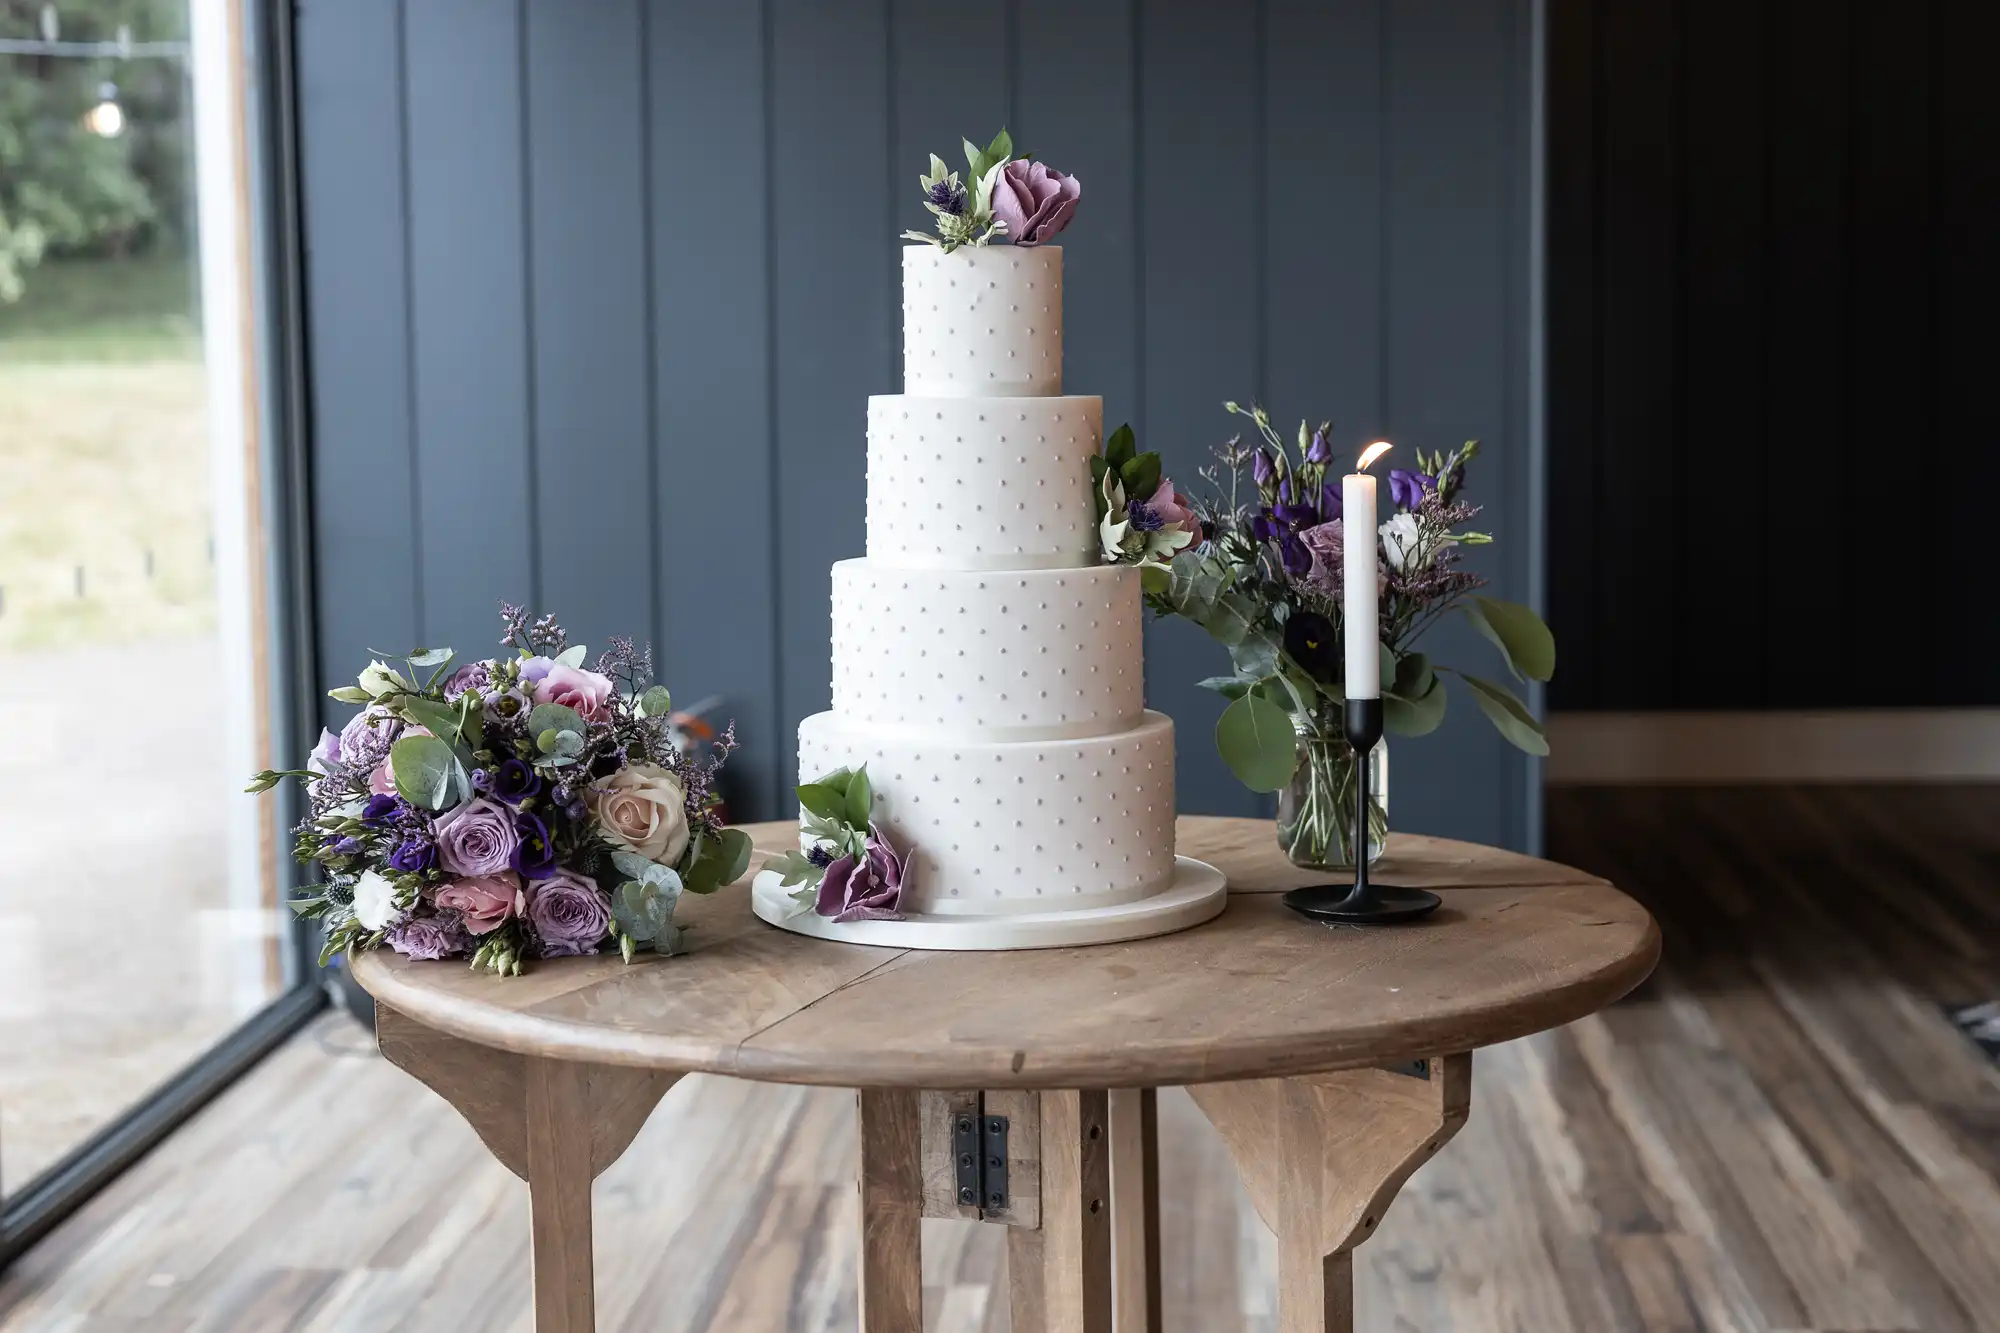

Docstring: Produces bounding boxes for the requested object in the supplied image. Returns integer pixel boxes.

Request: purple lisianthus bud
[525,868,612,957]
[1277,475,1294,506]
[433,796,520,876]
[1319,479,1340,520]
[388,837,436,873]
[1280,532,1313,578]
[491,757,542,807]
[386,913,470,961]
[1388,467,1436,511]
[332,835,363,857]
[1306,426,1334,465]
[511,810,558,881]
[991,159,1081,246]
[815,824,910,924]
[360,793,402,827]
[1252,449,1277,486]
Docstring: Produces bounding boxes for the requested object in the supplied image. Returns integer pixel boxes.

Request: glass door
[0,0,316,1252]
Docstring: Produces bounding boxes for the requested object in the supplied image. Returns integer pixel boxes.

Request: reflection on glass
[0,0,284,1197]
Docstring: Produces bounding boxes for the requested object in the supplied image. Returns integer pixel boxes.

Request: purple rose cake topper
[992,160,1080,246]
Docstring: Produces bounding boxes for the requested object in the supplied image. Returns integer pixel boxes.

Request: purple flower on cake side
[527,869,613,957]
[433,796,519,877]
[992,160,1080,246]
[815,825,910,924]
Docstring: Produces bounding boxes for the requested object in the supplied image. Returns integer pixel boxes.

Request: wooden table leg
[857,1089,925,1333]
[375,1005,679,1332]
[1188,1055,1471,1333]
[1107,1088,1161,1333]
[1009,1089,1112,1333]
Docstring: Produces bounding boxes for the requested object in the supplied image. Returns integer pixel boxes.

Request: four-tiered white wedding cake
[751,243,1227,949]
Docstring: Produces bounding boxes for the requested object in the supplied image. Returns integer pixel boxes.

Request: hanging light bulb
[84,82,124,138]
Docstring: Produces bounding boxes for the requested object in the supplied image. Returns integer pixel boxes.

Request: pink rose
[992,160,1080,246]
[533,663,615,723]
[434,871,523,935]
[369,725,433,797]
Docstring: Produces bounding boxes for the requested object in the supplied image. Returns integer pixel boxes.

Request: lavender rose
[338,705,401,769]
[533,663,615,723]
[386,914,470,961]
[433,796,520,876]
[442,661,491,699]
[434,871,521,935]
[992,160,1080,246]
[815,825,910,924]
[526,869,612,957]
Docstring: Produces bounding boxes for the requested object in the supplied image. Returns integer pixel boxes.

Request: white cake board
[751,856,1228,952]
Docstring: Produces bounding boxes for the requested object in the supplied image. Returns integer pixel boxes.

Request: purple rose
[443,661,491,698]
[1388,468,1435,511]
[338,705,401,769]
[360,793,403,827]
[433,797,520,876]
[815,824,910,924]
[490,757,543,806]
[511,810,558,881]
[526,868,612,957]
[388,837,436,873]
[992,160,1080,246]
[386,914,470,961]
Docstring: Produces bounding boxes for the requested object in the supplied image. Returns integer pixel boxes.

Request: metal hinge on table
[952,1101,1009,1212]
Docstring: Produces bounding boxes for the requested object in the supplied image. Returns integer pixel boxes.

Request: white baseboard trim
[1545,710,2000,785]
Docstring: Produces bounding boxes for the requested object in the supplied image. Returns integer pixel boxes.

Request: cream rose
[590,762,690,865]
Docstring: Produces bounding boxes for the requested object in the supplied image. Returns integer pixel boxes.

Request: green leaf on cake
[1215,693,1298,793]
[1104,423,1137,471]
[846,765,874,828]
[1120,453,1161,505]
[797,782,847,822]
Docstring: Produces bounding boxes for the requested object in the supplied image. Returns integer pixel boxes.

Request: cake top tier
[903,245,1062,398]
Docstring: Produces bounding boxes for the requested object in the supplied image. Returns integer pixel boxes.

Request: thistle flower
[925,176,967,216]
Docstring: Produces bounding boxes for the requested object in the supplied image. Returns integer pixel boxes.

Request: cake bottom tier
[797,709,1177,917]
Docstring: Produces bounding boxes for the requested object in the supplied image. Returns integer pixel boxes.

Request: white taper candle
[1342,469,1380,699]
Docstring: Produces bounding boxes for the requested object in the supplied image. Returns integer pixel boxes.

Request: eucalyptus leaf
[1464,596,1556,683]
[797,783,847,822]
[528,702,585,745]
[455,691,484,749]
[554,644,589,668]
[638,685,673,717]
[846,766,873,828]
[683,827,753,894]
[1388,651,1435,702]
[1214,693,1299,793]
[1377,642,1397,693]
[389,735,458,810]
[612,870,683,944]
[407,646,453,668]
[1383,673,1448,737]
[1454,671,1549,755]
[400,695,463,744]
[1226,625,1281,679]
[1196,675,1251,700]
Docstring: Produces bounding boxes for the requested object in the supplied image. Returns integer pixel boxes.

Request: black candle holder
[1282,698,1442,925]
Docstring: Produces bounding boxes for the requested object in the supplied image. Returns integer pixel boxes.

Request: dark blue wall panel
[300,0,1543,847]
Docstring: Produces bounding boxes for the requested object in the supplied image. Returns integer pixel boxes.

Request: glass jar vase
[1275,734,1388,872]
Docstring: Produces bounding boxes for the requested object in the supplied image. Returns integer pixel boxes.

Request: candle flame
[1355,440,1393,473]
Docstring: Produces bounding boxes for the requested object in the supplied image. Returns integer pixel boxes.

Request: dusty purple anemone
[815,825,910,923]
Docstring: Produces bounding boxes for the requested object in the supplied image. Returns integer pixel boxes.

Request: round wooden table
[352,816,1658,1333]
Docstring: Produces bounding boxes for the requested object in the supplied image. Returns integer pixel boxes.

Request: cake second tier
[830,558,1143,741]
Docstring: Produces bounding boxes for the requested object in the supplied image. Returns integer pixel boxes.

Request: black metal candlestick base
[1282,697,1442,926]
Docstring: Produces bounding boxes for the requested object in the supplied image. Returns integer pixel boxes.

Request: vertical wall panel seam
[1756,0,1774,704]
[1251,0,1268,406]
[1004,0,1020,129]
[1376,0,1392,420]
[515,0,542,610]
[638,0,663,666]
[1130,0,1145,439]
[394,0,424,638]
[1523,0,1546,851]
[1588,0,1606,707]
[1670,0,1688,705]
[759,0,784,814]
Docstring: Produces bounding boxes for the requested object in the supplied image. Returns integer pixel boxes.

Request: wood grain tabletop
[351,817,1659,1088]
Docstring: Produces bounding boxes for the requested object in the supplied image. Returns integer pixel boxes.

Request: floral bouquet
[247,604,750,975]
[902,127,1080,252]
[762,765,911,924]
[1097,404,1555,870]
